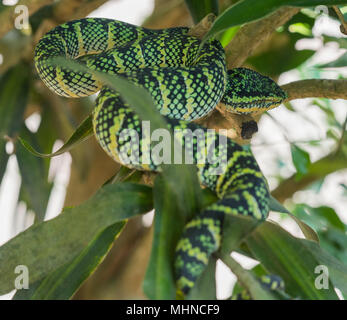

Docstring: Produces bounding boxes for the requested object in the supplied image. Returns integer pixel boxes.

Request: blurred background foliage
[0,0,346,300]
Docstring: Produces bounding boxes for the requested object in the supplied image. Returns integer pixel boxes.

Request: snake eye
[221,67,287,114]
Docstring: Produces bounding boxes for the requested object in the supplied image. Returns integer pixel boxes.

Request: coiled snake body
[35,18,287,295]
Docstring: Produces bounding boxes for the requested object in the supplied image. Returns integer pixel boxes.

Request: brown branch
[206,7,300,141]
[187,13,216,39]
[0,0,55,38]
[281,79,347,102]
[333,6,347,35]
[142,0,191,29]
[271,153,347,203]
[225,7,300,69]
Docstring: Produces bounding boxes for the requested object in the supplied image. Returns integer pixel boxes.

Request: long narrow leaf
[143,166,203,299]
[185,0,219,23]
[187,256,217,300]
[0,62,30,181]
[203,0,347,42]
[16,127,53,221]
[18,114,93,158]
[269,195,319,243]
[0,183,152,295]
[246,221,342,299]
[13,222,125,300]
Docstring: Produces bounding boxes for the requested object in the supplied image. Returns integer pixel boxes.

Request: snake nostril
[241,120,258,140]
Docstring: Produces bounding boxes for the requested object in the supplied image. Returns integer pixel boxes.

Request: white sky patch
[44,140,72,221]
[2,0,19,6]
[25,112,41,133]
[0,156,21,246]
[88,0,154,24]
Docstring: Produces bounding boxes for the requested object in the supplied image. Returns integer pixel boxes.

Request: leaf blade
[18,114,93,158]
[246,221,341,299]
[203,0,347,42]
[185,0,219,23]
[0,182,153,295]
[13,222,125,300]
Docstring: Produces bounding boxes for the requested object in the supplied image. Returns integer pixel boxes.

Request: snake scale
[34,18,287,295]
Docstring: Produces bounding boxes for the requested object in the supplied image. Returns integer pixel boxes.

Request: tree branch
[282,79,347,102]
[225,7,300,69]
[203,7,300,141]
[333,6,347,35]
[187,13,216,39]
[271,153,347,203]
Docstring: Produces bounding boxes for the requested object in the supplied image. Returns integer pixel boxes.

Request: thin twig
[271,153,347,202]
[335,113,347,155]
[333,6,347,35]
[281,79,347,102]
[187,13,216,39]
[225,7,300,68]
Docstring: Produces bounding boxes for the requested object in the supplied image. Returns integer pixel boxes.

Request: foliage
[0,0,346,300]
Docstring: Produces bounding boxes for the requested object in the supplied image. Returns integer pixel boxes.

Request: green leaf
[203,0,347,42]
[290,144,311,180]
[18,114,93,158]
[269,196,319,243]
[303,239,347,296]
[0,147,9,184]
[143,175,183,299]
[187,256,217,300]
[323,35,347,49]
[185,0,219,23]
[0,182,153,295]
[220,214,261,255]
[0,62,30,181]
[247,12,315,76]
[246,221,342,299]
[13,222,125,300]
[143,166,203,299]
[247,33,314,77]
[219,26,240,47]
[293,204,346,232]
[16,127,53,221]
[0,63,30,135]
[312,206,346,231]
[317,52,347,68]
[106,166,138,185]
[161,165,203,220]
[319,229,347,265]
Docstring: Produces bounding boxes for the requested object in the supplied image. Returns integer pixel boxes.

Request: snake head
[220,67,287,114]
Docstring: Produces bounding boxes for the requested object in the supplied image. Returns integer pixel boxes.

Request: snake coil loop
[34,18,287,295]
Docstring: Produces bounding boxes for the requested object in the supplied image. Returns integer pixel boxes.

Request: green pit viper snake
[34,18,287,296]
